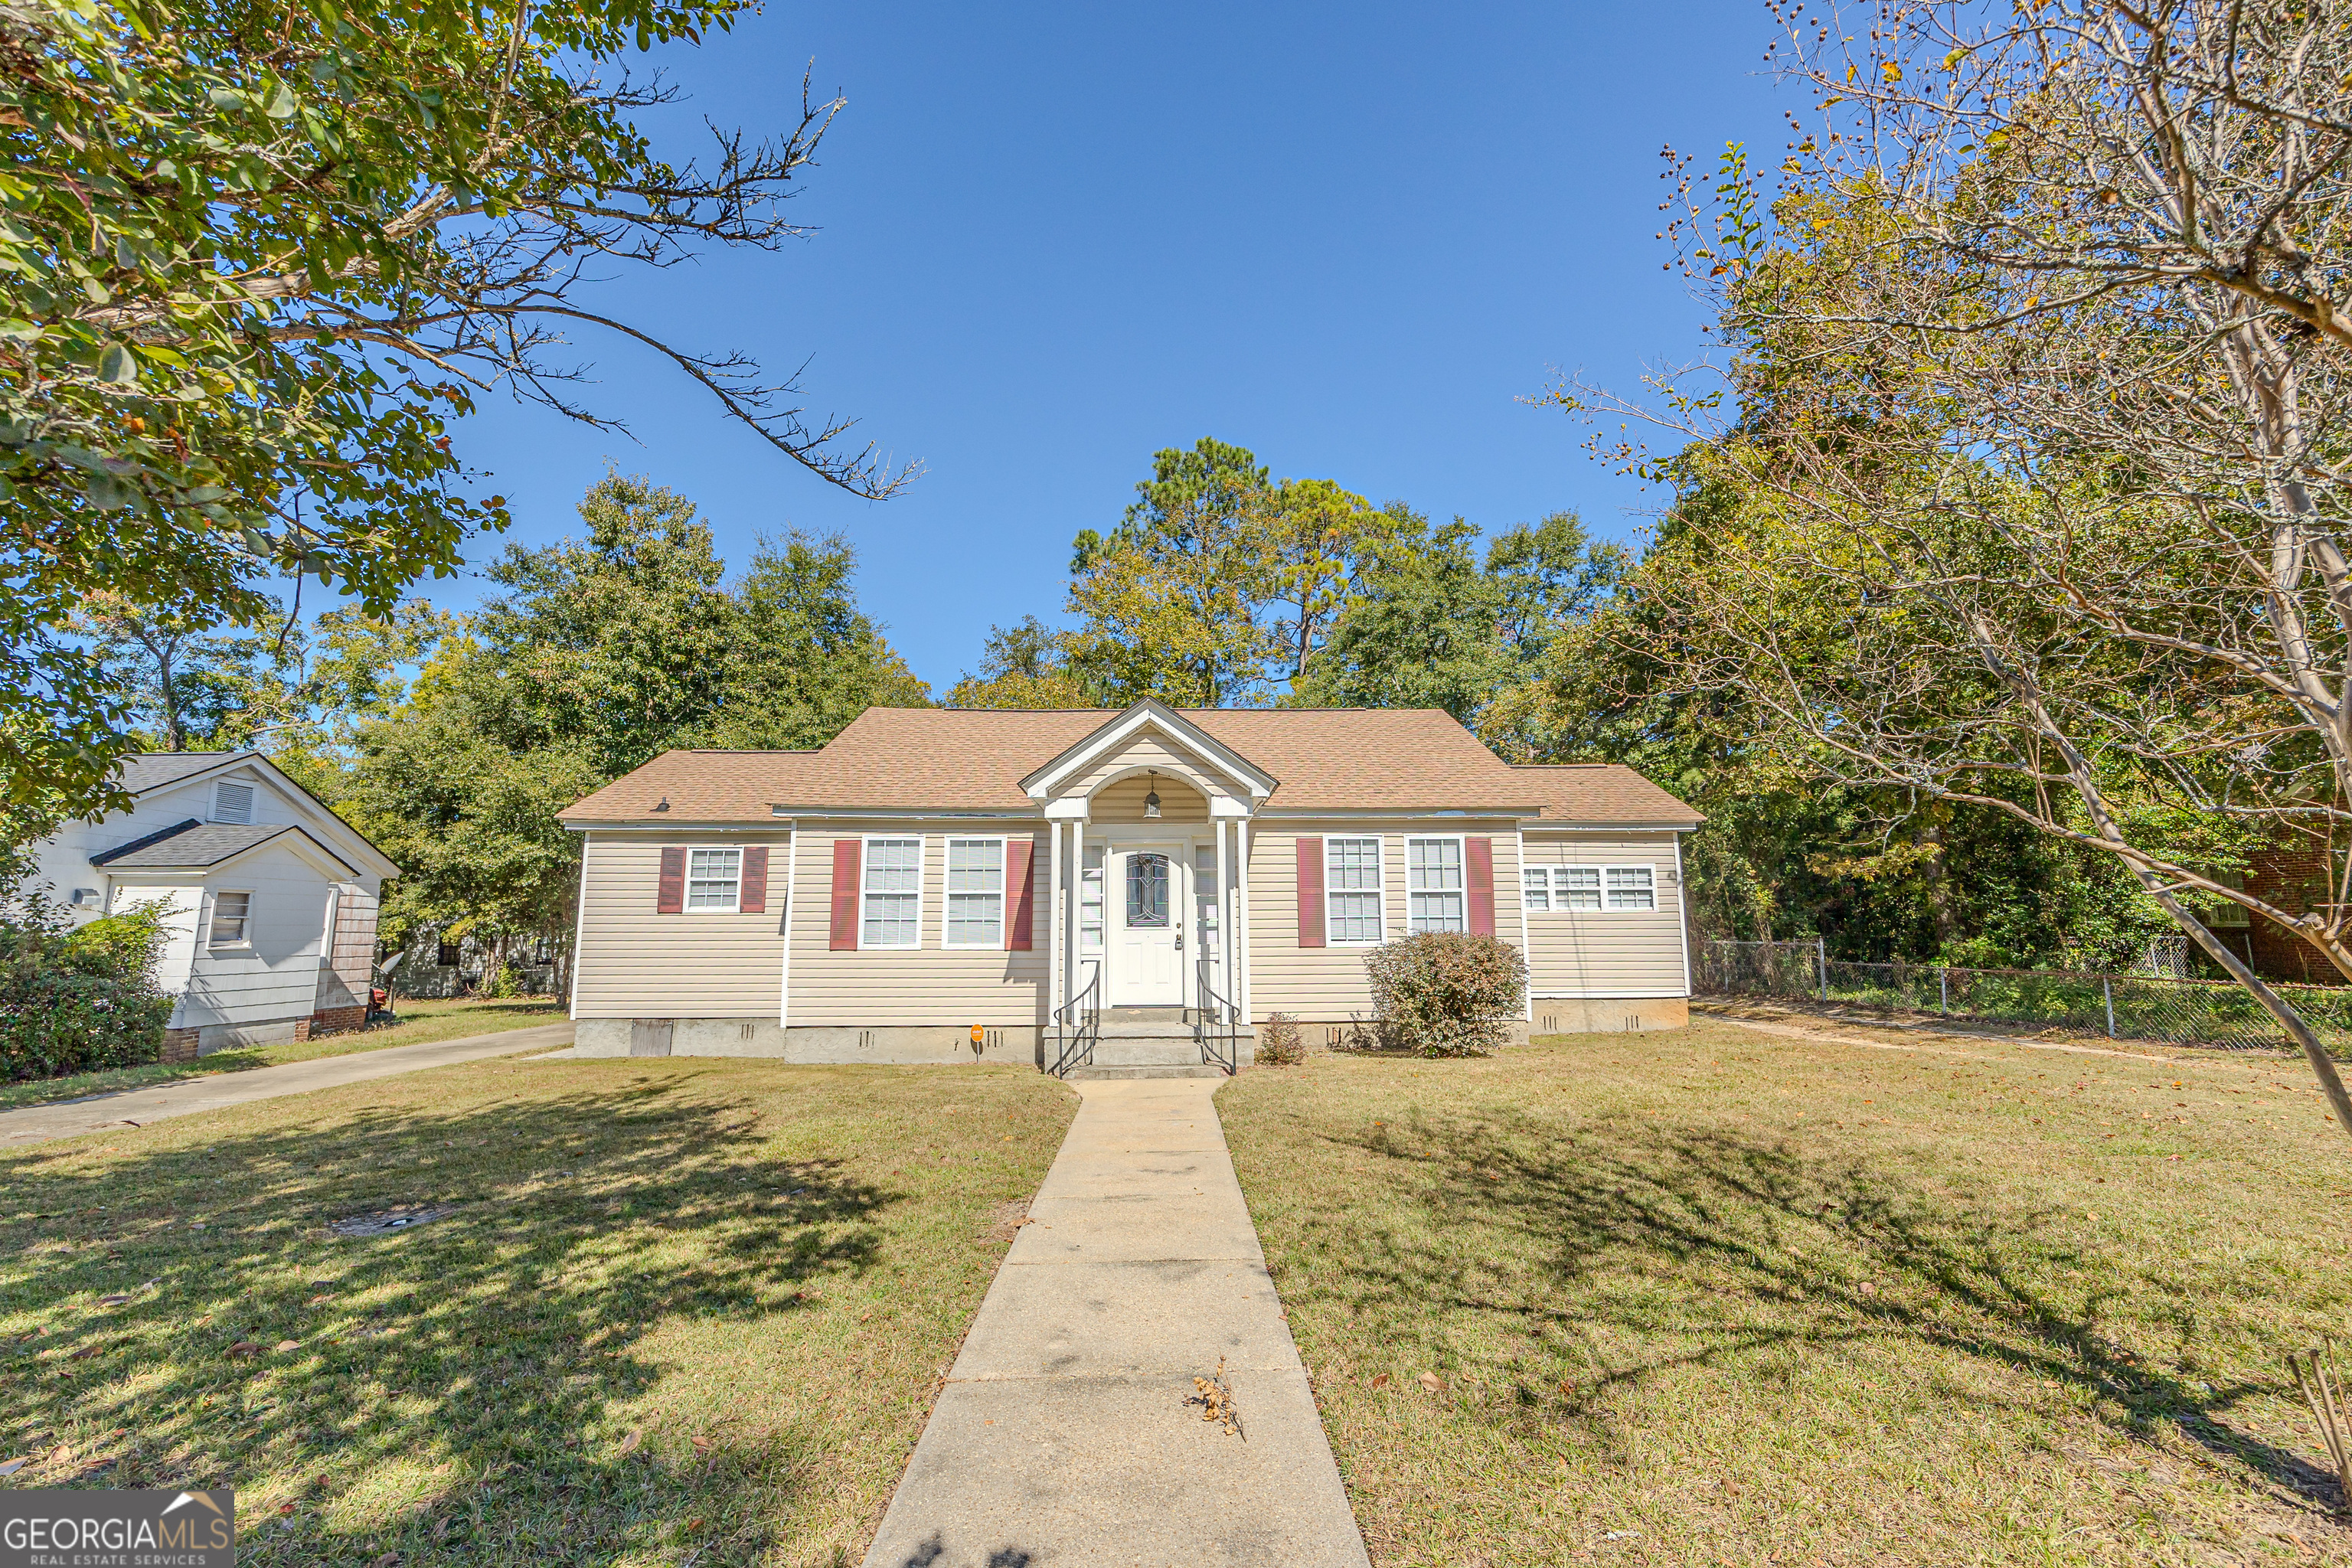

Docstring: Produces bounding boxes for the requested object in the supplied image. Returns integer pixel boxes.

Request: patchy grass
[0,998,567,1111]
[0,1055,1076,1566]
[1219,1019,2352,1566]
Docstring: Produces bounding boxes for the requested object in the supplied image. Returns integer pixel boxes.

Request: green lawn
[1219,1019,2352,1566]
[0,1055,1076,1566]
[0,998,568,1111]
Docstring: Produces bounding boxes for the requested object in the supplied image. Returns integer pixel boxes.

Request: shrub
[1364,932,1528,1058]
[1255,1011,1305,1067]
[0,905,175,1081]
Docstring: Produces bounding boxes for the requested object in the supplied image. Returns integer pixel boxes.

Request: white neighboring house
[27,753,400,1060]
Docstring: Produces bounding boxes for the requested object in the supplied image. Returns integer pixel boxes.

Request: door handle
[1174,932,1184,949]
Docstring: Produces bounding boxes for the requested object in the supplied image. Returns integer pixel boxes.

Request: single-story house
[25,752,398,1060]
[558,702,1700,1074]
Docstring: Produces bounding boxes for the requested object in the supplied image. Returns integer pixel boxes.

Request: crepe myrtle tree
[0,0,912,815]
[1550,1,2352,1135]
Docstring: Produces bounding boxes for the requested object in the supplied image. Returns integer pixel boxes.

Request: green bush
[1255,1011,1305,1067]
[1364,932,1529,1058]
[1,905,174,1081]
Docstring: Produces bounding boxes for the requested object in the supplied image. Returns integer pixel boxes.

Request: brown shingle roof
[557,708,1700,825]
[1512,764,1704,827]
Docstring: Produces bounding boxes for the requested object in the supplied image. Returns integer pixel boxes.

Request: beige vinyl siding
[572,831,791,1018]
[1521,830,1689,997]
[1054,731,1235,806]
[786,821,1050,1027]
[1244,821,1525,1021]
[1089,772,1209,823]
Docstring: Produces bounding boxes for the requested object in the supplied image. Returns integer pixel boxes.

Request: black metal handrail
[1191,958,1245,1076]
[1050,968,1101,1078]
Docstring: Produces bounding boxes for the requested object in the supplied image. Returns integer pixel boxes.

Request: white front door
[1111,848,1184,1006]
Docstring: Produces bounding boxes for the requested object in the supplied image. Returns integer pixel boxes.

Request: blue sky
[443,2,1789,692]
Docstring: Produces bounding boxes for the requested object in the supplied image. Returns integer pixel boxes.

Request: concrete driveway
[0,1023,575,1149]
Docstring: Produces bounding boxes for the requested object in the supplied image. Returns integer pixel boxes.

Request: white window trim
[207,888,255,949]
[211,779,256,825]
[1521,864,1660,913]
[1521,864,1553,913]
[860,833,925,950]
[1604,864,1659,913]
[682,844,745,914]
[1404,833,1469,935]
[942,834,1009,950]
[1324,835,1387,946]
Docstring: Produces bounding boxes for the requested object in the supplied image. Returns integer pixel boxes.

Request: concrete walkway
[0,1023,575,1148]
[860,1076,1370,1568]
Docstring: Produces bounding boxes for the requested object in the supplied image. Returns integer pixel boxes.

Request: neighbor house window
[1327,837,1384,944]
[2209,870,2251,928]
[209,891,253,947]
[945,838,1005,947]
[1522,867,1550,912]
[861,837,922,948]
[1406,838,1465,933]
[1606,866,1657,911]
[211,781,255,825]
[685,848,743,911]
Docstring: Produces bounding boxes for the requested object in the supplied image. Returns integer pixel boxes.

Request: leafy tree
[2,0,908,815]
[946,616,1100,710]
[701,532,933,746]
[1067,439,1275,706]
[71,593,277,753]
[342,473,924,962]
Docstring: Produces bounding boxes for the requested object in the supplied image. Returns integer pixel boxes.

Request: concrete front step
[1099,1005,1187,1023]
[1064,1063,1228,1080]
[1095,1020,1198,1040]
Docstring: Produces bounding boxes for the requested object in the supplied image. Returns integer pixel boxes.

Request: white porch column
[1214,818,1231,1021]
[1047,818,1064,1021]
[1235,821,1253,1026]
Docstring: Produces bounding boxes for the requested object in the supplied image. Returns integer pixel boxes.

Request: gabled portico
[1020,700,1275,1069]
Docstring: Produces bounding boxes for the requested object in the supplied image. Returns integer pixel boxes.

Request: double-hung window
[945,838,1005,947]
[1522,867,1550,911]
[862,837,922,948]
[1606,866,1657,911]
[685,848,743,911]
[1326,837,1383,944]
[209,890,253,947]
[1406,838,1465,933]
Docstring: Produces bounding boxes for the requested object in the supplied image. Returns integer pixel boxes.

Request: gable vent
[212,781,255,825]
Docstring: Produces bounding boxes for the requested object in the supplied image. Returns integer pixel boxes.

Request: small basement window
[209,891,253,946]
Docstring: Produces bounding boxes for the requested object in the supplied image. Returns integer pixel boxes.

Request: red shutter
[740,845,769,914]
[1005,837,1035,951]
[1466,836,1496,936]
[657,846,685,914]
[829,839,861,950]
[1295,836,1325,948]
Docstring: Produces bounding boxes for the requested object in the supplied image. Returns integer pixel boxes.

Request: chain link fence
[1697,938,2352,1058]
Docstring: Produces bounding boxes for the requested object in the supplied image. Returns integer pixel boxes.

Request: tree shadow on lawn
[1308,1106,2339,1517]
[0,1076,904,1565]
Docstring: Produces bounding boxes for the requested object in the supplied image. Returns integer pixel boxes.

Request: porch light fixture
[1144,771,1161,818]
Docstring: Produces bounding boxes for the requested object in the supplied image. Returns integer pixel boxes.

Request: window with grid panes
[1327,838,1383,943]
[862,838,921,946]
[945,838,1004,946]
[1406,838,1465,933]
[1605,866,1655,910]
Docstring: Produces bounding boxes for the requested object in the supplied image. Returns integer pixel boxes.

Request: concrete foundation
[1529,997,1690,1035]
[572,1017,1044,1067]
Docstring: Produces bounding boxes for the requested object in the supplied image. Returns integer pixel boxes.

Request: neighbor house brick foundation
[160,1027,201,1064]
[309,1004,368,1037]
